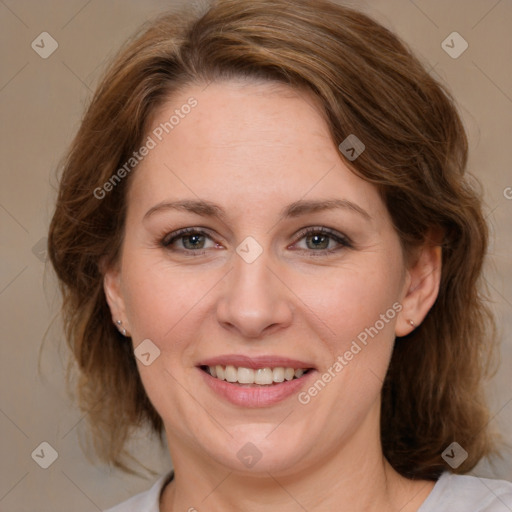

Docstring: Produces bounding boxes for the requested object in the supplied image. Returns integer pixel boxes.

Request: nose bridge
[233,251,273,299]
[216,245,292,337]
[231,234,274,293]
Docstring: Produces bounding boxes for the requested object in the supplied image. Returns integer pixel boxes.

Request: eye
[160,226,352,257]
[161,228,220,254]
[291,227,352,254]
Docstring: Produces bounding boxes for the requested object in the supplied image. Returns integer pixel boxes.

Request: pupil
[184,234,204,249]
[307,234,328,250]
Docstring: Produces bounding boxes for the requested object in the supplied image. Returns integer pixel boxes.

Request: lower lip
[199,368,316,407]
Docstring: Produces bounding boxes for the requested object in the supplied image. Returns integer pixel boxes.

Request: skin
[104,80,442,511]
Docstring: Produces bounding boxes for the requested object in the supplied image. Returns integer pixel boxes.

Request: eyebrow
[143,199,226,221]
[143,198,372,222]
[281,198,372,221]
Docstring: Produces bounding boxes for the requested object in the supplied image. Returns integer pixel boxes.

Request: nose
[216,252,293,339]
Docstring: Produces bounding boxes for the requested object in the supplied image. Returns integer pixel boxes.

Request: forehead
[126,80,385,222]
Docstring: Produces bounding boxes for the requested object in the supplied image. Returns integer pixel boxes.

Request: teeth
[225,365,237,382]
[272,367,285,383]
[206,365,310,385]
[284,367,295,381]
[237,367,254,384]
[255,368,273,385]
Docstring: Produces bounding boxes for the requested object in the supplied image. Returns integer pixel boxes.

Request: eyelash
[160,226,352,257]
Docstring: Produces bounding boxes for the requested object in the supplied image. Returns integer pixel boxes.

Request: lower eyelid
[161,228,351,253]
[291,241,348,253]
[292,230,352,249]
[167,236,216,250]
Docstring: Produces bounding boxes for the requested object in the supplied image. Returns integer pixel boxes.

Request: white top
[104,472,512,511]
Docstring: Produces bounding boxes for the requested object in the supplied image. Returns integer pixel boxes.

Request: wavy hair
[48,0,497,477]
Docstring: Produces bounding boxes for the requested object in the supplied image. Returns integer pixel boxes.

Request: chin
[194,423,318,476]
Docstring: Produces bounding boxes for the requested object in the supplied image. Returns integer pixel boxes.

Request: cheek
[120,254,220,349]
[293,264,401,430]
[295,262,402,349]
[119,258,214,409]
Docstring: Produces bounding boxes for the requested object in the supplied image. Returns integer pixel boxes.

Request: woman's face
[105,80,423,476]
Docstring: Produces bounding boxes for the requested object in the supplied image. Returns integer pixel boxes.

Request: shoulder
[419,472,512,511]
[103,473,172,512]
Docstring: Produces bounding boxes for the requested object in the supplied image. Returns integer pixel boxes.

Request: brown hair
[48,0,497,478]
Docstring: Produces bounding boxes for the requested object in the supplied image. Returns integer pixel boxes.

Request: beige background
[0,1,511,510]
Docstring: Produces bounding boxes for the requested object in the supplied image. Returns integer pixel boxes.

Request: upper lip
[197,354,316,370]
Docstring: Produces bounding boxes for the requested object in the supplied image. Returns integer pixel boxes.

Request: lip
[197,354,316,370]
[198,366,317,408]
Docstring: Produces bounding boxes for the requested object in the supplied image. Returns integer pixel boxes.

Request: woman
[48,0,512,510]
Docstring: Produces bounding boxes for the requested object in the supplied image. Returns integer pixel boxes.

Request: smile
[201,365,311,386]
[197,356,317,407]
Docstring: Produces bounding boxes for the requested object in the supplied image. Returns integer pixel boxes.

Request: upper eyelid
[162,226,351,250]
[294,226,350,241]
[161,227,216,246]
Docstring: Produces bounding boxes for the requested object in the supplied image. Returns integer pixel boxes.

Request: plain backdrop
[0,1,511,511]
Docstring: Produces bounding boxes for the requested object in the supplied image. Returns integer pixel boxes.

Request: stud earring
[409,319,416,329]
[116,319,127,337]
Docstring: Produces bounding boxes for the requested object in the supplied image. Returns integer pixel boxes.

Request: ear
[395,231,442,337]
[103,264,129,332]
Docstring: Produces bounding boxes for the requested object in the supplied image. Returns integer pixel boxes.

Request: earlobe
[395,243,442,337]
